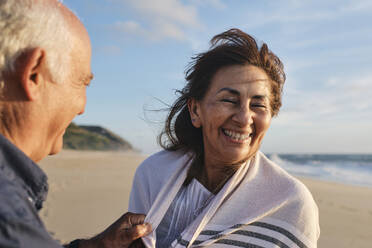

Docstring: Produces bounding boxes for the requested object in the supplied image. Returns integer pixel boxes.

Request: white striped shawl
[129,150,320,248]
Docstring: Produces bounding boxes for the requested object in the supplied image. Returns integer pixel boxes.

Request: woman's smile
[221,128,252,144]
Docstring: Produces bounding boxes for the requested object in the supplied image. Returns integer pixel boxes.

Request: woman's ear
[17,48,46,101]
[187,98,202,128]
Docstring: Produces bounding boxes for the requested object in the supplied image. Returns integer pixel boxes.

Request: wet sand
[39,150,372,247]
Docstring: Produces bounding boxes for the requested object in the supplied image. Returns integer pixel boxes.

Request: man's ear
[187,98,202,128]
[17,48,47,101]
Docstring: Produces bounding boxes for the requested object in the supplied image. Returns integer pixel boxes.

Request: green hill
[63,123,133,151]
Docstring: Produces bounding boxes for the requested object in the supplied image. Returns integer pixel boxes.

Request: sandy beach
[39,150,372,247]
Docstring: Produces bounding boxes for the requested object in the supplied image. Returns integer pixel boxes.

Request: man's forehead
[55,0,91,53]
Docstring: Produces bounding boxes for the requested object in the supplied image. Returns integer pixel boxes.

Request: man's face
[42,26,92,157]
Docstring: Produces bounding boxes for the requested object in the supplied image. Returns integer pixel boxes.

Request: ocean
[267,154,372,188]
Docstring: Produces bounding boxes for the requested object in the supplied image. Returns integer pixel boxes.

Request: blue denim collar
[0,134,48,210]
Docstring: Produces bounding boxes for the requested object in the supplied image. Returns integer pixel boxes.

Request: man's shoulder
[0,174,40,225]
[0,175,62,248]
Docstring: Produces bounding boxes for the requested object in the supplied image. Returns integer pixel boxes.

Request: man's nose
[78,108,85,115]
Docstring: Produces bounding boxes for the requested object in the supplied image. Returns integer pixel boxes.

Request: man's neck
[0,122,41,162]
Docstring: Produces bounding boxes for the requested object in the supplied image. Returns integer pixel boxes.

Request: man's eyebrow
[87,73,94,81]
[81,73,94,84]
[217,87,240,96]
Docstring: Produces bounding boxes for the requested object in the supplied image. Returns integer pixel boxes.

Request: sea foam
[268,153,372,188]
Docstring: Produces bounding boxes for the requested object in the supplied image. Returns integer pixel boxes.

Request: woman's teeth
[223,129,252,141]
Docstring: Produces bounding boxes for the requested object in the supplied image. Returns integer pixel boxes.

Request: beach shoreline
[39,150,372,247]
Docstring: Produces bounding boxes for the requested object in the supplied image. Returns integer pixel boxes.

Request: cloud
[125,0,199,27]
[268,72,372,153]
[340,0,372,12]
[97,45,122,55]
[113,21,147,38]
[112,20,187,41]
[190,0,226,10]
[108,0,205,41]
[240,0,372,32]
[276,73,372,127]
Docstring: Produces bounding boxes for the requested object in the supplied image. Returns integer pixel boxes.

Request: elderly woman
[129,29,320,248]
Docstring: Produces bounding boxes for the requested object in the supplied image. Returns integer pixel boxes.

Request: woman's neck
[198,161,242,193]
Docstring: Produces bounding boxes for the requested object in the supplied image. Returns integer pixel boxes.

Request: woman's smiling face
[189,64,273,167]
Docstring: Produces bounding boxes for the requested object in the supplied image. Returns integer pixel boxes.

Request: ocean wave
[267,153,372,187]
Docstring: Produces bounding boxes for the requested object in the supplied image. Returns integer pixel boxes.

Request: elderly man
[0,0,151,247]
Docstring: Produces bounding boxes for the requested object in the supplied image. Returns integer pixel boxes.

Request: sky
[64,0,372,155]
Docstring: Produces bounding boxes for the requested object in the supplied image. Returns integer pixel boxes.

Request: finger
[119,212,146,229]
[122,223,152,242]
[117,212,146,229]
[126,213,146,226]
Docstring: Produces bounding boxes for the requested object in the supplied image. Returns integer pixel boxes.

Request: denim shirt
[0,134,62,248]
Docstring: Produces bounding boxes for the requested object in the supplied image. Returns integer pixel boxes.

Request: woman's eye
[221,99,237,104]
[252,103,266,108]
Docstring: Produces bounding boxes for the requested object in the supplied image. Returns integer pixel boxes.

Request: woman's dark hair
[158,28,285,177]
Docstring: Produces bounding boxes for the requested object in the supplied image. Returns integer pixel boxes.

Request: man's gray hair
[0,0,73,88]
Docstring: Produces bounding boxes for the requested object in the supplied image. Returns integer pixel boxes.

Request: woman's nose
[232,105,253,126]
